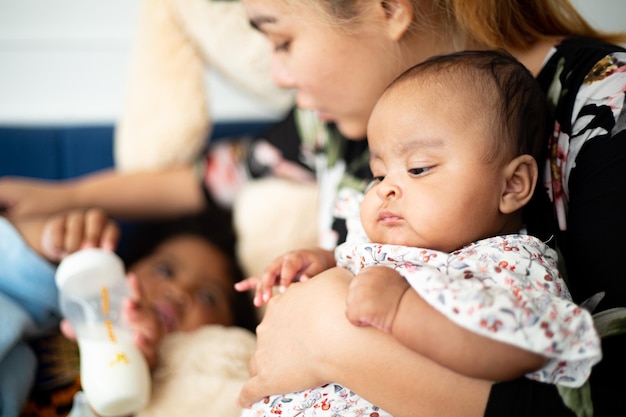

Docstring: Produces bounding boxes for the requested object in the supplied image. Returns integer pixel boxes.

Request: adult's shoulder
[537,36,626,132]
[537,36,626,88]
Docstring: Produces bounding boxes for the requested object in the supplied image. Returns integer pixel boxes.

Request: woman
[236,1,626,416]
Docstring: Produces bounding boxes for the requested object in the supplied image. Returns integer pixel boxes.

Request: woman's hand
[237,266,493,417]
[238,267,353,406]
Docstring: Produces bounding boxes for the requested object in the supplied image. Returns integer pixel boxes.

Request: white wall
[0,0,624,126]
[0,0,279,125]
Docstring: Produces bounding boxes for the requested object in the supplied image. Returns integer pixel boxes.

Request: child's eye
[409,167,430,176]
[154,263,174,280]
[197,289,220,308]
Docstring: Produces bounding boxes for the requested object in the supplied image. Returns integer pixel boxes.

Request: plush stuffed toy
[137,326,256,417]
[114,0,294,172]
[234,177,319,276]
[114,0,315,276]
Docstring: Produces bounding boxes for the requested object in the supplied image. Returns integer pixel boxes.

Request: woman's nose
[271,56,296,89]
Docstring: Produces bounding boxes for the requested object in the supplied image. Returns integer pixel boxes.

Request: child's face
[129,235,236,333]
[361,80,509,252]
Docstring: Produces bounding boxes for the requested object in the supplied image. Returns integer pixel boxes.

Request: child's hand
[123,273,164,370]
[234,248,335,306]
[41,207,120,262]
[60,273,163,369]
[345,266,410,332]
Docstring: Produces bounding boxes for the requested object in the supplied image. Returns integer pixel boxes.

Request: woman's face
[244,0,417,139]
[129,235,236,333]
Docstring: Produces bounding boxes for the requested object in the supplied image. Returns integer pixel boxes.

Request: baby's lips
[155,303,179,333]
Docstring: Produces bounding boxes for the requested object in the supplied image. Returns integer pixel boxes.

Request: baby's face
[129,235,236,333]
[361,80,508,252]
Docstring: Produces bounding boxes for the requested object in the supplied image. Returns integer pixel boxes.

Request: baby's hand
[123,273,164,370]
[345,266,410,332]
[41,207,120,262]
[234,248,335,306]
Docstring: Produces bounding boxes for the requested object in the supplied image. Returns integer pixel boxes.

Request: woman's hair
[117,208,258,332]
[310,0,626,47]
[440,0,626,49]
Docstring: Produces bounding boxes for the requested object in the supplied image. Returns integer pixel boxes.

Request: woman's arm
[0,165,206,219]
[238,267,492,417]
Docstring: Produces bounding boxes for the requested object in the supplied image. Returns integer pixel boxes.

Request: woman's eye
[274,41,290,52]
[409,167,429,176]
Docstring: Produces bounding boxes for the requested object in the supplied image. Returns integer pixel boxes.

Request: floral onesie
[335,235,601,387]
[240,234,601,417]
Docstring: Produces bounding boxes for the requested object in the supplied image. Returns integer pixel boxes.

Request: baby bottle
[55,248,151,416]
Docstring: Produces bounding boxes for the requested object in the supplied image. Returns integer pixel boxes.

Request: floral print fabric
[335,234,601,388]
[542,44,626,231]
[240,384,391,417]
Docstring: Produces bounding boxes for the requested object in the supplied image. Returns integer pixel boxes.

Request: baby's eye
[409,167,430,176]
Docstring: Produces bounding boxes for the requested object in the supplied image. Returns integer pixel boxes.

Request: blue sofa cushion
[0,121,273,180]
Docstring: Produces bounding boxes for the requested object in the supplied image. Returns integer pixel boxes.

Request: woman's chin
[336,121,368,141]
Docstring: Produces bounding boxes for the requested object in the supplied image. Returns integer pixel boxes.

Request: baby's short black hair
[387,49,551,165]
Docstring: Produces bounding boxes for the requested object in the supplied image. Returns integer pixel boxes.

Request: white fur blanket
[137,325,255,417]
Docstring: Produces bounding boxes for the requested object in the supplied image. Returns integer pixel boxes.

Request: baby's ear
[500,154,538,214]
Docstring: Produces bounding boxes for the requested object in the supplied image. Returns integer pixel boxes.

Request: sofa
[0,122,272,181]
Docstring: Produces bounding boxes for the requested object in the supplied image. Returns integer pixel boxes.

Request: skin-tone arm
[346,266,547,381]
[238,267,492,417]
[234,247,335,306]
[0,165,206,219]
[6,207,120,261]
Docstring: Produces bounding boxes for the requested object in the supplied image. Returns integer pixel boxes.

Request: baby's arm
[345,265,546,381]
[235,248,335,306]
[345,266,410,331]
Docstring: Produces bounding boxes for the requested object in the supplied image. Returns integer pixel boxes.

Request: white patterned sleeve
[335,235,601,387]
